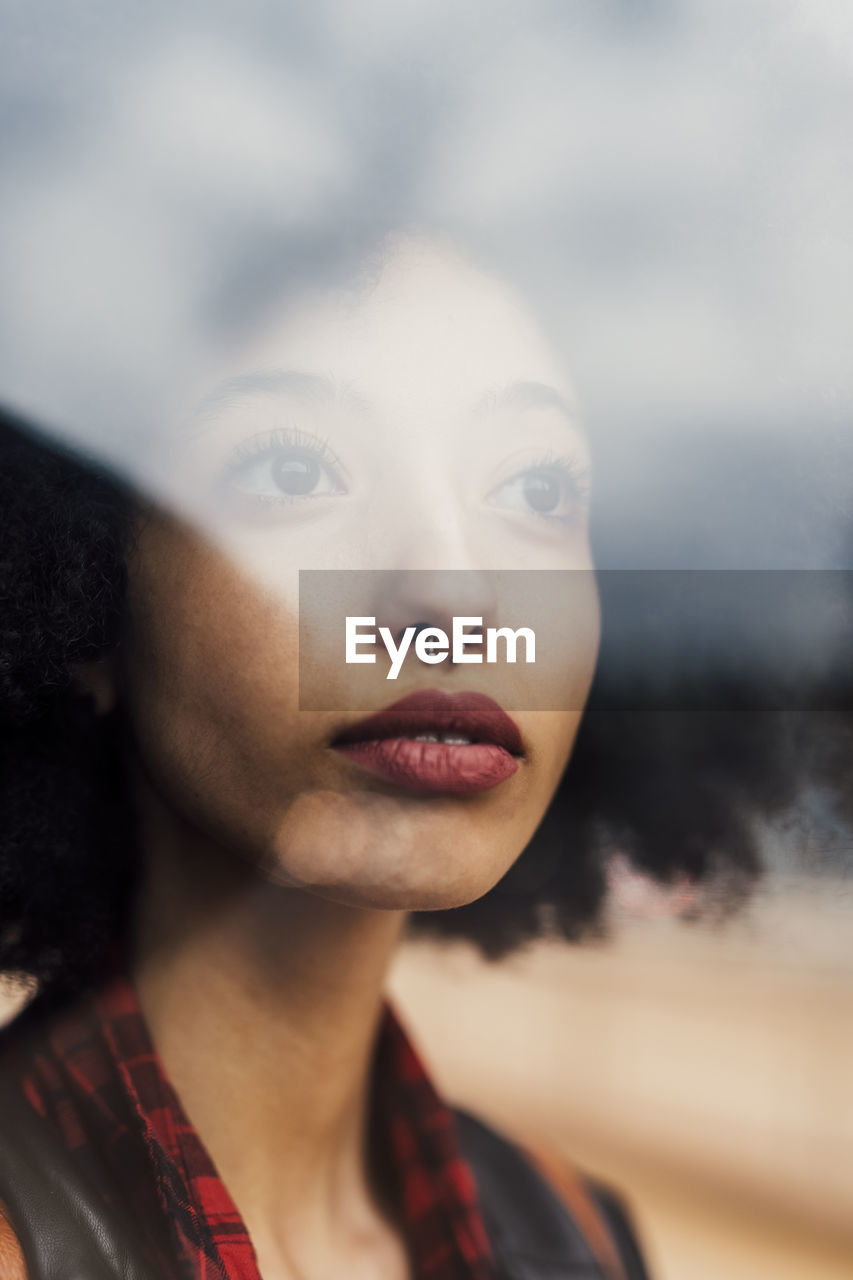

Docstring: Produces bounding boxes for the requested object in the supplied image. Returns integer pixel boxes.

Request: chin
[260,786,530,912]
[304,870,504,914]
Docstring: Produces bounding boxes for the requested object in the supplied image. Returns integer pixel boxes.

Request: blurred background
[1,2,852,1275]
[391,868,853,1280]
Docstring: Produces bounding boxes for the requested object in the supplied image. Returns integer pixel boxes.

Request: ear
[70,655,119,716]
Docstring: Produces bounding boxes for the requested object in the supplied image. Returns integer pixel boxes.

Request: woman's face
[118,236,599,911]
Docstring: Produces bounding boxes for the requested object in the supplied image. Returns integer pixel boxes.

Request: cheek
[532,709,587,779]
[120,524,308,852]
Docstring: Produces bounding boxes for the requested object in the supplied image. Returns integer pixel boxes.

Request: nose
[366,460,501,662]
[374,567,499,658]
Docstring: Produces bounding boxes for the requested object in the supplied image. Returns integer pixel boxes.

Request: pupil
[272,454,320,496]
[524,470,559,513]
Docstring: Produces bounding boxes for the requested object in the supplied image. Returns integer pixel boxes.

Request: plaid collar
[9,971,495,1280]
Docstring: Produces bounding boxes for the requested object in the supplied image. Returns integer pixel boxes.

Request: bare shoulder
[0,1201,28,1280]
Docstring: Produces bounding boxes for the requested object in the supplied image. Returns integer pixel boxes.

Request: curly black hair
[0,404,824,997]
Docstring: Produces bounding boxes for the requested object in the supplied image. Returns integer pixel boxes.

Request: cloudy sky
[0,1,850,497]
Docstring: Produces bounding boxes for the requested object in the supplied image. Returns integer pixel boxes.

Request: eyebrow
[188,371,580,434]
[475,379,581,425]
[188,369,367,430]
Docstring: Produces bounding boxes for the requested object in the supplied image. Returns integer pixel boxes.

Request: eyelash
[525,450,590,486]
[224,426,345,498]
[228,425,341,469]
[222,432,590,521]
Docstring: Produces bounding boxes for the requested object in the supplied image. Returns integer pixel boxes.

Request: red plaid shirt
[1,972,496,1280]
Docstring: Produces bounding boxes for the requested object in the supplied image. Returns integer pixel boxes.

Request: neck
[130,794,409,1279]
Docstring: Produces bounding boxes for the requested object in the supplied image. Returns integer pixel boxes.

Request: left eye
[488,465,581,520]
[230,447,343,500]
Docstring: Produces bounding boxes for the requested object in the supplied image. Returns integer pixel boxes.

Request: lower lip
[334,738,519,794]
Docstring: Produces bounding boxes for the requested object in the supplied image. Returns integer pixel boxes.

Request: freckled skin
[119,236,599,913]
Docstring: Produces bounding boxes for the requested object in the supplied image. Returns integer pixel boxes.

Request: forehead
[231,237,574,417]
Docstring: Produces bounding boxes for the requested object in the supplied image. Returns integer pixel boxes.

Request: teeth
[411,733,472,745]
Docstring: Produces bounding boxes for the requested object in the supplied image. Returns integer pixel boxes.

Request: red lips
[332,689,523,794]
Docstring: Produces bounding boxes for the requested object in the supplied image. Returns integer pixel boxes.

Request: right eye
[224,429,347,506]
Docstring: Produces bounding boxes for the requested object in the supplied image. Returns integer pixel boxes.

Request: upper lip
[332,689,524,756]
